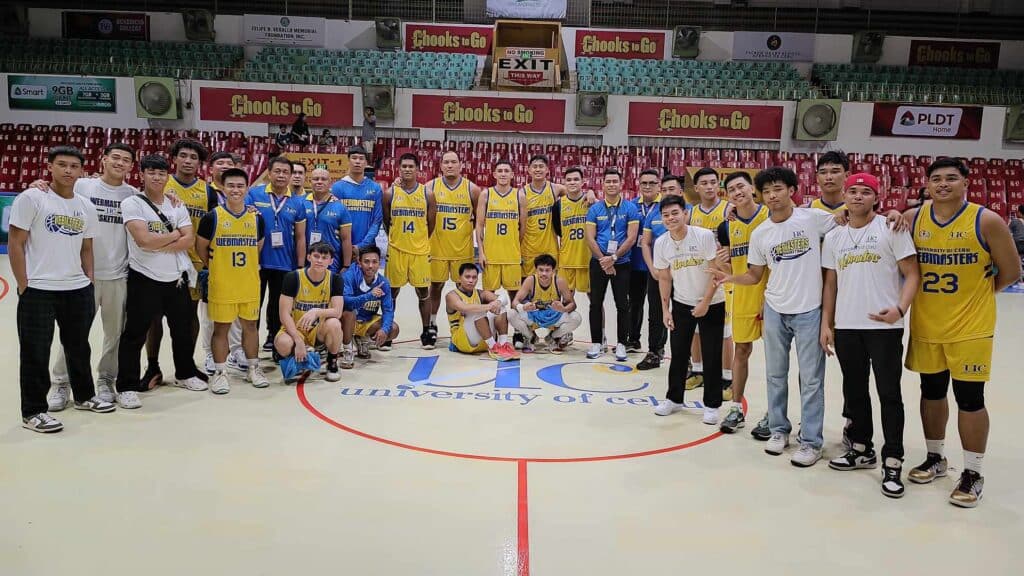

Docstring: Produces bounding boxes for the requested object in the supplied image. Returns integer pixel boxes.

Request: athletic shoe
[247,365,270,388]
[750,414,772,441]
[341,345,356,369]
[173,377,209,392]
[209,371,230,395]
[22,413,63,433]
[117,391,142,410]
[192,367,209,383]
[614,343,628,362]
[908,452,948,484]
[47,382,71,412]
[702,407,719,425]
[685,371,704,390]
[521,340,536,354]
[722,386,734,402]
[791,444,822,467]
[95,379,116,403]
[204,353,216,375]
[488,345,503,361]
[513,333,525,350]
[498,342,521,361]
[355,337,372,359]
[74,397,116,413]
[829,447,878,471]
[227,349,248,372]
[949,470,984,508]
[420,328,436,350]
[262,338,274,352]
[625,341,643,354]
[765,432,790,455]
[325,356,341,382]
[379,340,393,352]
[654,399,686,416]
[881,459,905,499]
[636,352,662,371]
[142,365,163,391]
[586,343,603,359]
[720,406,746,433]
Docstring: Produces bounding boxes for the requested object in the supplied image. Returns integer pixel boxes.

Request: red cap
[844,172,879,194]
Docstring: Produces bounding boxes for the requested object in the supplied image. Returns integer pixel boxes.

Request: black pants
[117,269,198,392]
[18,285,96,417]
[834,328,905,460]
[645,272,667,354]
[667,300,725,408]
[259,268,288,339]
[627,270,647,345]
[588,259,631,344]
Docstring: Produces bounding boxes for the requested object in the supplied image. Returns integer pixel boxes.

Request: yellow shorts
[277,327,319,347]
[208,301,260,323]
[732,314,763,344]
[430,257,476,283]
[906,338,993,382]
[561,267,590,293]
[483,263,522,292]
[385,249,430,288]
[354,317,382,338]
[451,328,489,354]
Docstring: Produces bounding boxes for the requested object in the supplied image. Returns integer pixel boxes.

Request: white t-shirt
[653,225,724,306]
[822,215,917,330]
[121,195,194,283]
[75,177,137,280]
[10,187,98,291]
[748,208,837,315]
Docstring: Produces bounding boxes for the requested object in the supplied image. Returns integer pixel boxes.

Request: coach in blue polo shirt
[584,167,640,361]
[305,167,352,273]
[246,156,307,351]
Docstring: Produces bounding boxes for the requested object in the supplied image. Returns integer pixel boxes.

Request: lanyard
[268,192,287,228]
[639,200,656,221]
[311,198,327,228]
[606,201,620,236]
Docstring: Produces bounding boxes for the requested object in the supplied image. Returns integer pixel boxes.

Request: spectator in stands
[291,113,311,147]
[906,187,929,209]
[231,153,245,168]
[362,107,377,161]
[318,129,336,147]
[275,125,292,150]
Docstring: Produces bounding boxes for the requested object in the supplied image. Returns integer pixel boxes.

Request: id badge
[606,239,619,255]
[309,232,322,244]
[271,230,284,248]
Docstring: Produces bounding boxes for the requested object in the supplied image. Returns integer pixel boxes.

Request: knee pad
[952,380,985,412]
[920,372,950,400]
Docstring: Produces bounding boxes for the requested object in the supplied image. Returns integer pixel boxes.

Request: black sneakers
[636,351,662,370]
[625,341,643,354]
[829,447,879,471]
[421,324,438,350]
[881,459,905,499]
[750,413,771,441]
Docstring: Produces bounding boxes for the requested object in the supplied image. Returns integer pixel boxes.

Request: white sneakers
[95,379,116,403]
[654,399,686,416]
[586,343,603,359]
[614,343,628,362]
[174,377,209,392]
[209,372,231,395]
[702,407,719,426]
[227,349,249,372]
[247,365,270,388]
[205,353,216,375]
[765,433,790,455]
[340,344,356,369]
[47,382,71,412]
[791,444,822,468]
[117,391,142,409]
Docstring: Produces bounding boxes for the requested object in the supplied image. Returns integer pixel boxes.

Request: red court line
[0,277,9,302]
[517,460,530,576]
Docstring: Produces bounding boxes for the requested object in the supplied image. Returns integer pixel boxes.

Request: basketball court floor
[1,256,1022,575]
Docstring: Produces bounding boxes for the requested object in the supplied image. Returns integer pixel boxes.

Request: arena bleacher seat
[813,64,1024,106]
[243,48,477,89]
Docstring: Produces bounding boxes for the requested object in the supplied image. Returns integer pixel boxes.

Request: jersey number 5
[922,272,958,294]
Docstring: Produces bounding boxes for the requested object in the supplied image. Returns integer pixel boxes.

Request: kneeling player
[446,263,520,361]
[274,242,345,382]
[508,254,582,354]
[341,246,400,367]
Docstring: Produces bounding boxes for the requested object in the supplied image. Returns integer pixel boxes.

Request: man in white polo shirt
[10,146,112,433]
[651,195,727,425]
[716,167,838,467]
[821,173,919,498]
[41,143,137,410]
[115,155,207,408]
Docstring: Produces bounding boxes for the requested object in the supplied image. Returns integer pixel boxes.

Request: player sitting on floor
[508,254,582,354]
[445,263,520,361]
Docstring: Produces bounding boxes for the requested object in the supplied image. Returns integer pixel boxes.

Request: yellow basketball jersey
[447,287,481,338]
[690,199,729,231]
[528,275,560,307]
[431,177,474,260]
[727,205,771,317]
[810,197,845,214]
[389,183,429,255]
[558,194,590,269]
[166,176,209,266]
[522,183,558,259]
[483,187,521,265]
[910,201,995,343]
[289,269,334,332]
[208,206,260,304]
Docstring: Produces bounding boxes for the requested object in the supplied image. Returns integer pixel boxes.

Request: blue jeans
[762,305,826,449]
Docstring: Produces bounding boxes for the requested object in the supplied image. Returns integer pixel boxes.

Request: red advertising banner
[199,88,354,126]
[412,95,566,133]
[870,104,982,140]
[405,23,493,55]
[908,40,1000,69]
[627,102,783,140]
[574,29,666,60]
[62,11,150,41]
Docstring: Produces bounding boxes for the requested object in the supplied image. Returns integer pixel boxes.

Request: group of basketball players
[11,139,1019,509]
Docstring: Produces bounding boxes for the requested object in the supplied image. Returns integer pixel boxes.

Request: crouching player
[274,242,345,382]
[446,263,520,361]
[341,246,400,367]
[508,254,582,354]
